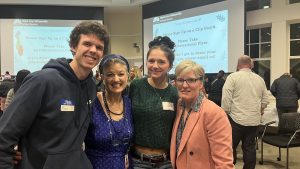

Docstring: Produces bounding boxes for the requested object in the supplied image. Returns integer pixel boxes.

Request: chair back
[278,113,300,134]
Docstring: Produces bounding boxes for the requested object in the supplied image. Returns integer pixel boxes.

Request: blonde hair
[175,60,205,80]
[130,66,142,79]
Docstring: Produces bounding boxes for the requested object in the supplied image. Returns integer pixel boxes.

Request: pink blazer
[170,98,234,169]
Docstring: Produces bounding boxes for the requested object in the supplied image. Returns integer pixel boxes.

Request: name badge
[60,99,75,112]
[61,105,75,112]
[162,102,174,111]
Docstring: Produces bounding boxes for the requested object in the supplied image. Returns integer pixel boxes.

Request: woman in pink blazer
[170,60,234,169]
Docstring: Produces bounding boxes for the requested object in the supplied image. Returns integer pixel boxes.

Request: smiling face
[176,70,203,104]
[146,48,171,80]
[103,62,129,95]
[71,34,105,77]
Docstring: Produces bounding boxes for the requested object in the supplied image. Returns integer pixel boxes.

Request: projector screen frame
[0,5,104,75]
[142,0,245,75]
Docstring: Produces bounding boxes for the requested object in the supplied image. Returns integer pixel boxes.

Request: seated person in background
[208,70,225,106]
[4,69,31,112]
[85,54,134,169]
[170,60,233,169]
[271,73,300,116]
[0,78,14,116]
[4,71,12,80]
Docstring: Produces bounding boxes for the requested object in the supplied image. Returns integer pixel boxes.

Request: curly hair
[147,36,175,67]
[69,21,110,55]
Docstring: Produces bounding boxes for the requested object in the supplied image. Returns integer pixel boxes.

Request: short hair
[99,54,130,75]
[238,55,252,67]
[69,21,109,55]
[147,36,175,67]
[175,60,205,81]
[218,70,225,76]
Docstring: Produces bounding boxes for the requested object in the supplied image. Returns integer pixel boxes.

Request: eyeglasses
[175,78,201,86]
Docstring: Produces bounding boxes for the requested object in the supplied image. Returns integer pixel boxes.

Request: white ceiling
[0,0,159,7]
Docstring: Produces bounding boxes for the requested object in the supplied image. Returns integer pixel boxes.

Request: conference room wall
[1,0,300,83]
[246,0,300,83]
[104,6,143,68]
[106,0,300,83]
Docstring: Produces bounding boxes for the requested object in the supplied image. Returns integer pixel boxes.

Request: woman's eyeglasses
[175,77,202,86]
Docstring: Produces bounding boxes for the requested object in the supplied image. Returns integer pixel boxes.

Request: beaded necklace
[102,92,131,146]
[103,91,124,116]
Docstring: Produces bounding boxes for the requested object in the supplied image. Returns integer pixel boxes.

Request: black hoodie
[0,58,96,169]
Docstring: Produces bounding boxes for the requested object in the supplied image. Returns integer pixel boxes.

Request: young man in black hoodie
[0,21,109,169]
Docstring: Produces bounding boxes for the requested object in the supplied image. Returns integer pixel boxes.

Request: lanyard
[180,107,193,132]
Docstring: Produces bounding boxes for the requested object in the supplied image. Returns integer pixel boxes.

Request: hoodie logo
[60,99,75,112]
[87,100,92,105]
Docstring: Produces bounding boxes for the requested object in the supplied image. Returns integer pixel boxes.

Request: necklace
[107,116,131,146]
[103,92,124,116]
[152,87,164,101]
[149,79,168,101]
[102,93,131,147]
